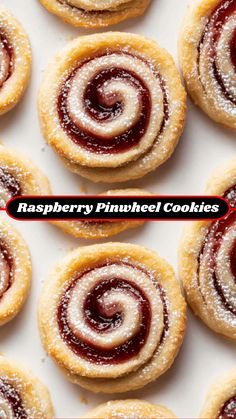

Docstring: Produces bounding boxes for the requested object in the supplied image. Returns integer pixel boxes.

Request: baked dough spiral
[179,0,236,130]
[38,32,186,183]
[0,221,31,326]
[82,400,177,418]
[0,145,51,208]
[179,156,236,340]
[38,243,186,393]
[0,8,31,116]
[38,0,151,28]
[200,369,236,419]
[52,188,151,239]
[0,355,54,418]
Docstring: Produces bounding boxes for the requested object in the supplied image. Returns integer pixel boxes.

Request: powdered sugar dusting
[55,0,149,27]
[0,146,51,206]
[0,9,31,112]
[57,50,169,169]
[39,244,186,392]
[187,0,236,122]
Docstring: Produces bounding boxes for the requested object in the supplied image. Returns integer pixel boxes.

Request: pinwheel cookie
[0,355,54,418]
[38,32,186,183]
[83,400,177,418]
[179,0,236,130]
[52,188,151,239]
[200,369,236,419]
[0,8,31,115]
[38,243,186,393]
[179,157,236,340]
[0,145,51,208]
[39,0,151,28]
[0,221,31,325]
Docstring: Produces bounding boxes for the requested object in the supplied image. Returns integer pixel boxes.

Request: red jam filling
[0,379,27,419]
[0,168,22,205]
[57,52,169,154]
[199,186,236,313]
[0,240,13,299]
[225,185,236,208]
[230,28,236,72]
[57,262,169,364]
[0,31,13,88]
[219,396,236,419]
[198,0,236,104]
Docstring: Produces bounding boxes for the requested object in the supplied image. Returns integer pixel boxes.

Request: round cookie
[38,242,186,393]
[0,355,54,418]
[200,369,236,418]
[0,145,52,207]
[0,221,31,325]
[0,8,31,115]
[179,0,236,130]
[52,188,151,239]
[83,399,177,418]
[38,32,186,183]
[179,157,236,340]
[38,0,151,28]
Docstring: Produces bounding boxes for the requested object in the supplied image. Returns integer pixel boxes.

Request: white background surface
[0,0,235,417]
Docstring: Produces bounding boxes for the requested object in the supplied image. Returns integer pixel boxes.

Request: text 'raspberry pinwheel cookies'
[0,8,31,115]
[52,188,151,239]
[38,243,186,393]
[0,355,54,418]
[0,221,31,326]
[179,157,236,340]
[82,400,177,419]
[38,32,186,183]
[179,0,236,130]
[200,369,236,419]
[38,0,151,28]
[0,145,51,208]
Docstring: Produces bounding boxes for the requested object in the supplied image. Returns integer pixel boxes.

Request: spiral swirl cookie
[200,369,236,419]
[39,0,151,28]
[52,188,150,239]
[0,8,31,116]
[179,157,236,340]
[179,0,236,130]
[38,32,186,183]
[0,355,54,418]
[0,221,31,326]
[38,243,186,393]
[0,145,51,208]
[83,400,177,418]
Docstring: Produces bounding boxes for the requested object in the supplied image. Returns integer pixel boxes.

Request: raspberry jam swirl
[198,0,236,111]
[57,262,168,375]
[0,240,13,300]
[199,186,236,325]
[0,379,27,419]
[0,168,21,208]
[58,50,168,166]
[219,396,236,419]
[0,31,13,89]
